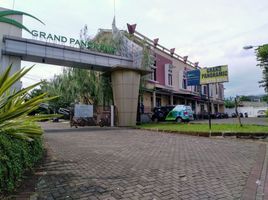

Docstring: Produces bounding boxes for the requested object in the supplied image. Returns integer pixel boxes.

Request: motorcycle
[99,115,110,127]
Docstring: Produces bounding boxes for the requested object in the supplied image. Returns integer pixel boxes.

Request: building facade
[95,24,225,116]
[225,101,268,117]
[130,31,225,115]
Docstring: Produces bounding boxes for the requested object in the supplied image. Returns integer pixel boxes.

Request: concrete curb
[242,144,266,200]
[135,127,268,138]
[44,126,129,133]
[264,146,268,200]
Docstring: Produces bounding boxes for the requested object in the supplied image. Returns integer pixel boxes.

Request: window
[203,85,207,95]
[168,73,172,86]
[197,85,201,93]
[194,85,201,93]
[215,83,218,95]
[165,64,173,86]
[182,79,187,89]
[218,84,223,99]
[201,104,205,112]
[150,55,157,81]
[210,86,213,97]
[150,67,157,81]
[182,69,187,89]
[156,97,161,107]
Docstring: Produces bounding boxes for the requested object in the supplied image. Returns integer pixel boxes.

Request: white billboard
[74,104,93,118]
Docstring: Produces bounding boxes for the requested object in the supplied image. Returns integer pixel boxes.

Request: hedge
[0,133,43,193]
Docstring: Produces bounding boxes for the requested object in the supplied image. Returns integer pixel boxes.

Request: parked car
[231,113,237,118]
[215,112,223,119]
[210,113,216,119]
[28,103,55,121]
[231,112,245,118]
[223,113,229,118]
[195,112,209,120]
[257,110,267,118]
[165,105,194,123]
[58,108,70,119]
[151,105,175,122]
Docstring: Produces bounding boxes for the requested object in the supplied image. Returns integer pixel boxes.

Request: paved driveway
[28,127,268,200]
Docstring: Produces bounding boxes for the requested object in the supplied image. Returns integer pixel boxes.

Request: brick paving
[256,145,268,200]
[34,128,263,200]
[242,144,266,200]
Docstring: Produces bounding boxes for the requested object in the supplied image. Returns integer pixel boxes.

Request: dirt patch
[1,144,51,200]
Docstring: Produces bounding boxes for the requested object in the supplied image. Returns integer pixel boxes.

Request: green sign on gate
[0,10,116,54]
[31,30,116,54]
[0,10,44,34]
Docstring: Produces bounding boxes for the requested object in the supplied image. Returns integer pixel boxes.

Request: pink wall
[156,53,172,85]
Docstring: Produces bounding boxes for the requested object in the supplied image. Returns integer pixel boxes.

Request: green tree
[224,97,235,108]
[41,68,103,111]
[239,95,251,101]
[262,94,268,102]
[40,73,74,111]
[256,44,268,92]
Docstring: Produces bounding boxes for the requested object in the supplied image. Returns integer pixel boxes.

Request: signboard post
[187,65,229,136]
[202,65,228,135]
[207,84,212,136]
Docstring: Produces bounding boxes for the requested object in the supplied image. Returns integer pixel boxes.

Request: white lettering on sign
[74,104,93,118]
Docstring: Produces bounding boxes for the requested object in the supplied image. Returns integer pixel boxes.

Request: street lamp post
[243,45,260,50]
[243,45,255,50]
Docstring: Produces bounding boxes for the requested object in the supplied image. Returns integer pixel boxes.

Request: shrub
[0,133,43,193]
[0,64,57,194]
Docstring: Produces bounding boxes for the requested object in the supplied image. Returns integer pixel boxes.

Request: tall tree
[239,95,251,101]
[39,25,114,111]
[224,97,235,108]
[262,95,268,102]
[41,68,102,111]
[256,44,268,92]
[234,97,242,127]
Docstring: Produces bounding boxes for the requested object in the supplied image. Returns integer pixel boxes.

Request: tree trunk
[235,97,242,127]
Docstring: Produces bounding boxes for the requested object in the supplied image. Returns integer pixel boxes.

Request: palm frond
[0,10,44,25]
[0,65,58,140]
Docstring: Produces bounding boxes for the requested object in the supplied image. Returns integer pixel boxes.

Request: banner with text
[200,65,228,84]
[186,70,200,86]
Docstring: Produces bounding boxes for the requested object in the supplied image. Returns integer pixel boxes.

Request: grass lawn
[138,123,268,133]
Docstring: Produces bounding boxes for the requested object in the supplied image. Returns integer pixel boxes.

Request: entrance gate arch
[0,7,147,126]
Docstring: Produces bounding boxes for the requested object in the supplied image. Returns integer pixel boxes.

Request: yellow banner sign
[200,65,228,84]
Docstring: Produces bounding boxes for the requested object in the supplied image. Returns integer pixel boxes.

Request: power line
[24,74,43,79]
[114,0,116,18]
[22,76,40,81]
[12,0,15,9]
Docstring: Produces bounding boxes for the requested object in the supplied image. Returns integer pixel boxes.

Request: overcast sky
[1,0,268,97]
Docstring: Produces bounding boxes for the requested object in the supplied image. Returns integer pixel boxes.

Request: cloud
[2,0,268,97]
[146,8,169,23]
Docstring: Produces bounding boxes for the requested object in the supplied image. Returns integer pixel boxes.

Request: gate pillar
[111,66,147,126]
[0,7,22,89]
